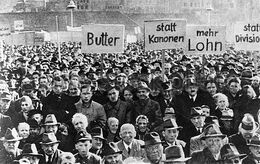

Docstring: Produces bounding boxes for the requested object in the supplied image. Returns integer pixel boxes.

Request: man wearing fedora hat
[0,128,22,164]
[242,134,260,164]
[220,143,247,164]
[74,131,101,164]
[142,132,164,164]
[229,113,259,155]
[162,119,186,153]
[39,133,64,164]
[163,145,191,164]
[90,127,106,156]
[102,142,123,164]
[17,143,43,164]
[189,124,227,164]
[131,81,162,130]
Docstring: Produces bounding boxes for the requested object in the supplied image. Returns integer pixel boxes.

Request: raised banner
[187,25,226,54]
[144,19,186,51]
[0,24,11,37]
[234,22,260,50]
[81,24,125,53]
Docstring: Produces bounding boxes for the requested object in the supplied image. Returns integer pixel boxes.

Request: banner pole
[162,49,165,82]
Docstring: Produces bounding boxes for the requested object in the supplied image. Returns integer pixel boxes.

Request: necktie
[47,155,52,164]
[128,147,131,155]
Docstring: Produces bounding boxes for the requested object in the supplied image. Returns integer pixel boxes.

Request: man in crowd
[102,142,123,164]
[74,131,101,164]
[229,113,259,154]
[0,128,22,164]
[39,133,63,164]
[131,82,162,130]
[189,124,226,163]
[73,84,106,130]
[162,119,186,152]
[103,86,131,126]
[142,132,164,164]
[116,123,145,160]
[18,143,43,164]
[90,127,105,156]
[243,134,260,163]
[220,143,247,164]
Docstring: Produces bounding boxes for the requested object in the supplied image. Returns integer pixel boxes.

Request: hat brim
[200,134,226,140]
[17,153,43,160]
[0,137,23,142]
[42,123,60,127]
[92,136,105,140]
[164,126,183,130]
[138,87,151,92]
[239,122,259,133]
[141,141,164,148]
[103,150,123,157]
[40,141,60,145]
[163,157,191,162]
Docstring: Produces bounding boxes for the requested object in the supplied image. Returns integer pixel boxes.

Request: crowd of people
[0,41,260,164]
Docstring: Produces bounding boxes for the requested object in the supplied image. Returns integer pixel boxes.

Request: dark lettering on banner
[235,34,260,43]
[243,24,260,32]
[86,32,120,46]
[156,23,177,32]
[188,39,223,52]
[148,35,184,44]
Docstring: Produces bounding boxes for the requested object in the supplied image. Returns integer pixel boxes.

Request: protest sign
[234,22,260,50]
[187,25,226,54]
[81,24,125,53]
[144,19,186,51]
[0,24,11,37]
[14,20,24,31]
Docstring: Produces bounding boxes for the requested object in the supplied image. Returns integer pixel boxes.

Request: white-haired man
[116,123,145,160]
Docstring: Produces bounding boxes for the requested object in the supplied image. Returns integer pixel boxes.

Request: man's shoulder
[92,101,103,108]
[133,139,144,146]
[88,152,102,160]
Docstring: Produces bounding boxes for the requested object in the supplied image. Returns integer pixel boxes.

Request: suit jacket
[116,139,146,160]
[0,113,13,137]
[229,133,250,155]
[39,149,64,164]
[175,91,215,119]
[74,99,107,129]
[89,147,102,156]
[74,152,101,164]
[131,98,162,130]
[242,154,259,164]
[188,147,224,164]
[103,99,131,125]
[162,139,186,153]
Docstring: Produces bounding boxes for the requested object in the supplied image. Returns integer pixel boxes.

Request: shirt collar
[123,141,133,149]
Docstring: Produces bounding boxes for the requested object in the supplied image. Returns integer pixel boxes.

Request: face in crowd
[3,140,19,154]
[123,89,133,102]
[41,143,59,156]
[163,128,179,144]
[145,143,163,164]
[108,118,119,134]
[72,114,88,133]
[190,115,205,128]
[52,79,63,95]
[92,137,103,150]
[108,88,119,103]
[18,123,30,139]
[44,124,58,134]
[206,82,217,96]
[185,84,198,97]
[80,86,93,103]
[76,140,92,158]
[229,81,240,96]
[136,117,148,133]
[104,153,122,164]
[119,124,136,145]
[137,89,149,100]
[205,136,224,155]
